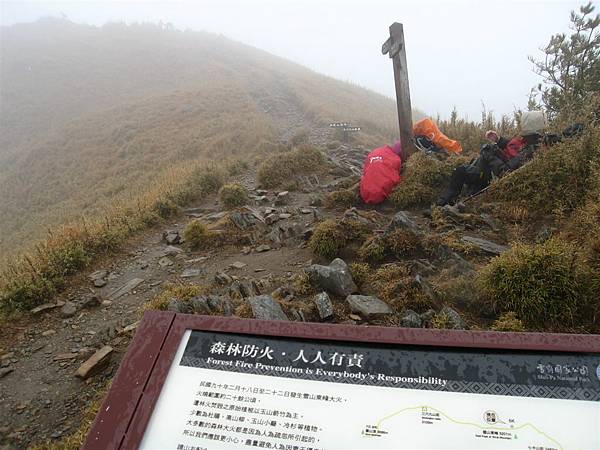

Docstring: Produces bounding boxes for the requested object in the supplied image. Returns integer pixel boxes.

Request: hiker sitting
[359,141,402,204]
[436,111,547,206]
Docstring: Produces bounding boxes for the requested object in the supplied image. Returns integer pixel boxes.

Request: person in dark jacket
[435,115,584,206]
[436,123,544,207]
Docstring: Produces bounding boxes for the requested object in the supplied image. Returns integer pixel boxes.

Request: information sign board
[83,312,600,450]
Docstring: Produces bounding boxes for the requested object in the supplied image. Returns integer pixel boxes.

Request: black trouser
[438,164,488,205]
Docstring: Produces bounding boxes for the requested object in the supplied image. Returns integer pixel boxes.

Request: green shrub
[323,189,360,209]
[348,262,372,287]
[478,239,588,330]
[218,183,248,209]
[309,219,347,259]
[488,126,600,215]
[257,146,324,188]
[359,235,387,262]
[144,282,211,312]
[184,220,211,250]
[491,312,526,332]
[389,152,459,208]
[371,263,433,312]
[290,128,310,146]
[153,198,178,219]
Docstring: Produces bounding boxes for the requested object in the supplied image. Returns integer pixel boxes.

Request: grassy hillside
[0,18,415,259]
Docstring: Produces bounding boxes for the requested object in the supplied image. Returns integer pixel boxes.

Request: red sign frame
[82,311,600,450]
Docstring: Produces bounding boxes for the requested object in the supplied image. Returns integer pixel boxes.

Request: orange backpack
[413,118,462,154]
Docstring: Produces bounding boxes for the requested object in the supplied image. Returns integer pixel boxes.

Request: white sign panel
[139,330,600,450]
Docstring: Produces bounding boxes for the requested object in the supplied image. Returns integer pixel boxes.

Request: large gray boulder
[248,295,288,321]
[306,258,357,297]
[346,295,392,318]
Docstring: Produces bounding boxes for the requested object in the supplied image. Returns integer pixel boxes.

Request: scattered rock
[461,236,509,255]
[400,310,422,328]
[346,295,393,318]
[279,213,292,220]
[186,256,209,264]
[229,207,265,230]
[41,330,56,337]
[190,296,211,315]
[255,244,271,253]
[30,301,65,315]
[230,261,247,270]
[386,211,421,235]
[306,258,357,297]
[81,296,101,309]
[119,321,140,335]
[167,298,192,314]
[108,278,144,300]
[60,302,77,318]
[420,309,436,326]
[312,292,333,320]
[158,256,174,267]
[163,230,181,245]
[93,278,107,288]
[162,245,184,257]
[413,275,437,301]
[300,208,313,214]
[215,272,233,285]
[438,306,469,330]
[275,191,289,205]
[265,214,279,225]
[348,314,362,321]
[88,270,108,282]
[75,346,113,379]
[248,295,288,321]
[53,353,78,361]
[181,269,201,278]
[309,194,323,207]
[0,368,14,378]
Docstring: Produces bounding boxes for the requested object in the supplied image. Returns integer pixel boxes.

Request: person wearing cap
[436,111,547,206]
[359,141,403,204]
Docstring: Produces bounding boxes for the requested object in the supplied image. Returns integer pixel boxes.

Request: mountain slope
[0,18,417,257]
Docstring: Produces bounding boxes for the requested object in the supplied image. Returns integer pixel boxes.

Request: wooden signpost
[382,22,417,159]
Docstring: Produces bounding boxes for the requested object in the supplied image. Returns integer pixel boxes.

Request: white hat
[521,111,547,135]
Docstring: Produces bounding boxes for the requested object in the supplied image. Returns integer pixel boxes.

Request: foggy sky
[1,0,589,118]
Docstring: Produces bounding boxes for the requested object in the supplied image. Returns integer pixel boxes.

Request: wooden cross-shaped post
[382,22,416,159]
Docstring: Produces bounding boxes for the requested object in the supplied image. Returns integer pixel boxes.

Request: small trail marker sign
[329,122,360,143]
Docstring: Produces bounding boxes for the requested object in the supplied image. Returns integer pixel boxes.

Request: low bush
[488,126,600,215]
[359,230,420,262]
[323,188,360,209]
[257,145,324,188]
[308,220,347,259]
[348,262,372,288]
[290,128,310,146]
[143,283,211,312]
[218,183,248,209]
[491,312,526,332]
[184,220,211,250]
[477,239,589,330]
[371,263,433,312]
[0,164,226,316]
[389,152,460,209]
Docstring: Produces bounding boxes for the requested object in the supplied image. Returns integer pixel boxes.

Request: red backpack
[359,146,402,204]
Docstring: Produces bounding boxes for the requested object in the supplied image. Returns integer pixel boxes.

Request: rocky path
[0,105,511,449]
[0,95,343,448]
